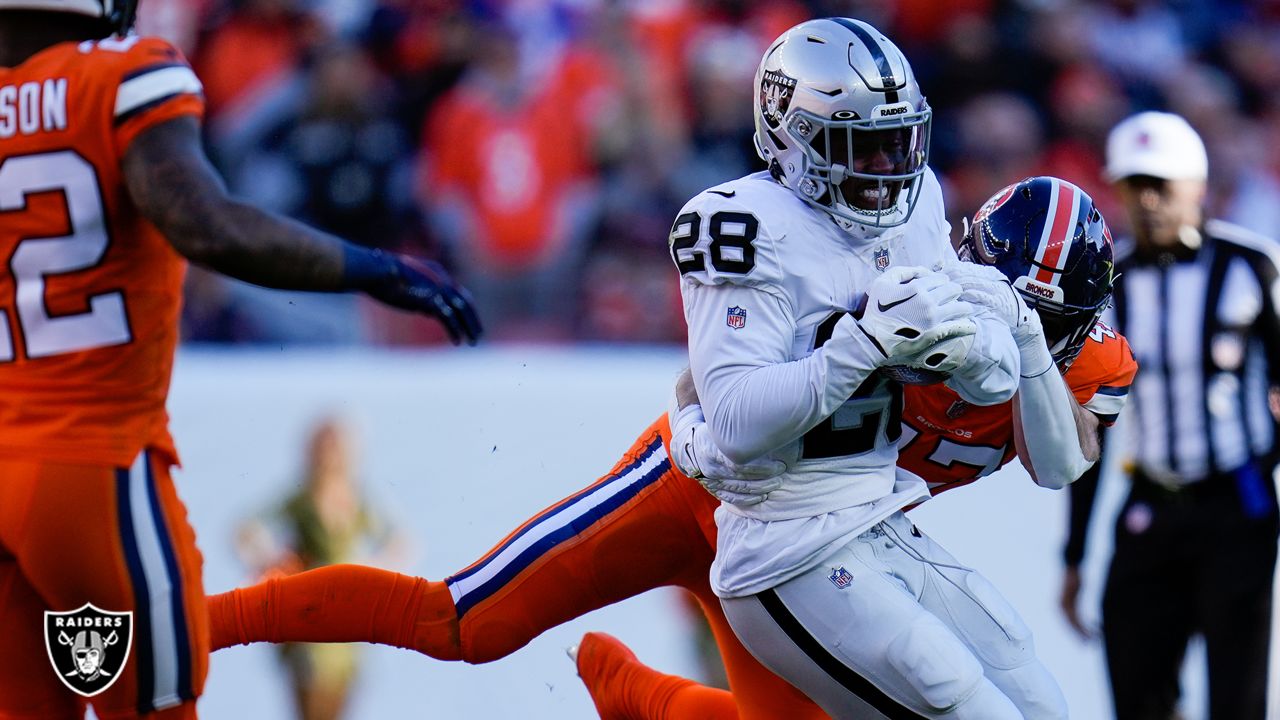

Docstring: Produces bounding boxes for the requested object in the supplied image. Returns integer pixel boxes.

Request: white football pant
[721,511,1068,719]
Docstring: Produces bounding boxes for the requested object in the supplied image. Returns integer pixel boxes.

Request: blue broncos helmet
[960,176,1115,369]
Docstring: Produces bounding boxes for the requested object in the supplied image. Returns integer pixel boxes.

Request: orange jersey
[0,36,204,467]
[899,321,1139,496]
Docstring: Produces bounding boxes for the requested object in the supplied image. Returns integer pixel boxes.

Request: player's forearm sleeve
[1063,449,1104,566]
[1017,363,1093,489]
[685,284,882,463]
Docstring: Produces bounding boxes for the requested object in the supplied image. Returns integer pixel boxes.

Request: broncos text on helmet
[960,176,1116,369]
[752,17,932,233]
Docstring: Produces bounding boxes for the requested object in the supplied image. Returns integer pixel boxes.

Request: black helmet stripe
[829,18,900,103]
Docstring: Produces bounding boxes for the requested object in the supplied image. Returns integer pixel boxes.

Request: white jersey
[673,168,959,597]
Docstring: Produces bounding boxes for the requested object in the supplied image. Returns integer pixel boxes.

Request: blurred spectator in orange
[196,0,329,179]
[196,0,327,121]
[236,417,408,720]
[421,9,621,340]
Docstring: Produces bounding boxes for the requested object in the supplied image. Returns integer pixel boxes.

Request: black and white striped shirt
[1113,219,1280,486]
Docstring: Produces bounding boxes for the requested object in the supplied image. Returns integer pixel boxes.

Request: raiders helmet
[753,18,932,231]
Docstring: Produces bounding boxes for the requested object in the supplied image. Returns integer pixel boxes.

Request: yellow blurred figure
[236,417,407,720]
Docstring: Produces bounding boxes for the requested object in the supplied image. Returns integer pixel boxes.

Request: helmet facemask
[786,106,931,229]
[1023,291,1109,371]
[752,18,933,233]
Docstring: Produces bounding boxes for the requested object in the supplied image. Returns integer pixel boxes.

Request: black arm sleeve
[1241,243,1280,386]
[1062,428,1105,567]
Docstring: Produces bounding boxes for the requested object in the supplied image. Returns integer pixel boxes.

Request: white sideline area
[171,346,1203,719]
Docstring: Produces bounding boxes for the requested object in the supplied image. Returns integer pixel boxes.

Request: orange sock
[207,564,462,661]
[575,632,739,720]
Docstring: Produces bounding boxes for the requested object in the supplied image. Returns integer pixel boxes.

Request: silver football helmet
[753,18,932,231]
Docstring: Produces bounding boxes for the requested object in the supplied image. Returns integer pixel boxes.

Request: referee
[1059,111,1280,720]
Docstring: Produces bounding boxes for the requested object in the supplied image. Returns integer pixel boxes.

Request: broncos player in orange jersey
[207,177,1135,719]
[0,4,479,719]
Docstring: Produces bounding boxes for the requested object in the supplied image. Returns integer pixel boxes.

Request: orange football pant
[0,451,207,720]
[209,417,824,720]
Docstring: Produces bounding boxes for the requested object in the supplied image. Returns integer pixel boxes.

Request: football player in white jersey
[674,18,1051,719]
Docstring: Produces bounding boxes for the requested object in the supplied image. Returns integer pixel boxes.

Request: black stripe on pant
[758,588,927,719]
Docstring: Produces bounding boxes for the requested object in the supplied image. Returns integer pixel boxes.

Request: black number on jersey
[669,212,705,275]
[800,312,903,460]
[668,210,758,275]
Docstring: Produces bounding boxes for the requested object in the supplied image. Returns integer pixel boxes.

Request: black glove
[347,247,483,345]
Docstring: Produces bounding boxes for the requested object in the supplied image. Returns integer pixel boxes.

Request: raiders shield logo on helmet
[44,604,133,697]
[760,70,796,129]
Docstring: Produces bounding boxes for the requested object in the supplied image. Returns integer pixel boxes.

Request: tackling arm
[1012,365,1098,489]
[948,262,1095,487]
[123,116,481,343]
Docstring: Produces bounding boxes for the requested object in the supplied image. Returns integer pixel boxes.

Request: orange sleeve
[106,37,206,156]
[1065,322,1139,426]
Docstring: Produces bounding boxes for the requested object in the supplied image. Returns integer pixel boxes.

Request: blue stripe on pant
[114,451,194,713]
[447,436,670,617]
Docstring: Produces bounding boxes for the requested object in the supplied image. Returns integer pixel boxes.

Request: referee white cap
[1104,111,1208,182]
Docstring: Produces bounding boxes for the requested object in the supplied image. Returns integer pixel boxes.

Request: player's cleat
[572,632,643,718]
[566,642,580,665]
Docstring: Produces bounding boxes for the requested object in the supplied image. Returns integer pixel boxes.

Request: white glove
[669,403,785,507]
[946,263,1053,377]
[856,266,977,365]
[945,313,1020,405]
[887,330,977,377]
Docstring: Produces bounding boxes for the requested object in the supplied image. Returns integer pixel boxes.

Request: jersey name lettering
[0,79,68,139]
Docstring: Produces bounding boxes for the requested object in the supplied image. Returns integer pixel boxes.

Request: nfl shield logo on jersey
[874,247,891,271]
[726,306,747,330]
[828,566,854,590]
[44,604,133,697]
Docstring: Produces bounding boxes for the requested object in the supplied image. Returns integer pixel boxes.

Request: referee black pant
[1102,464,1279,720]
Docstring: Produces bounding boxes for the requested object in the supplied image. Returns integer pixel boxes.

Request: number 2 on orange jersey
[0,150,130,361]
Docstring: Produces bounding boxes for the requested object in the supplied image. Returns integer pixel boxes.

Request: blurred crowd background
[143,0,1280,345]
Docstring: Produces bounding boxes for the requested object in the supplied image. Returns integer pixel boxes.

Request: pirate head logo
[760,70,797,129]
[45,604,132,697]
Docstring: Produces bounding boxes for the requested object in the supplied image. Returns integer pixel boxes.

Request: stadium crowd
[154,0,1280,344]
